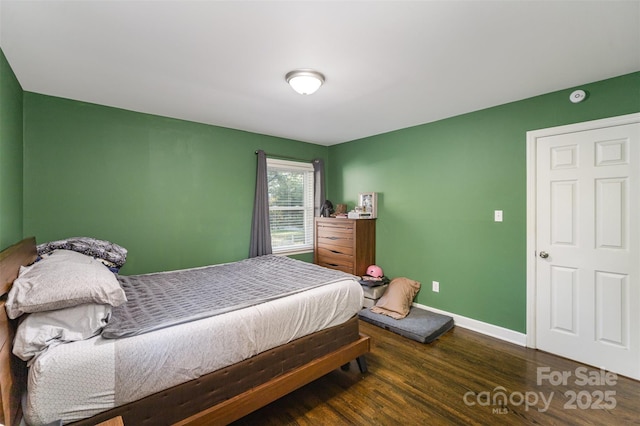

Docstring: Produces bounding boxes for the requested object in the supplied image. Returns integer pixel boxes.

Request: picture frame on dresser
[358,192,377,218]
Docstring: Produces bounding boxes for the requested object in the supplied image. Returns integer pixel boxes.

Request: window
[266,158,315,254]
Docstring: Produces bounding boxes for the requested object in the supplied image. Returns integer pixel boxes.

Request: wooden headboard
[0,237,37,426]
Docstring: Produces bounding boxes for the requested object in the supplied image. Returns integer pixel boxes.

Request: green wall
[0,49,24,251]
[328,72,640,333]
[23,93,327,274]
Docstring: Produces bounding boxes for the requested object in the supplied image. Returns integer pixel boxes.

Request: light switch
[494,210,503,222]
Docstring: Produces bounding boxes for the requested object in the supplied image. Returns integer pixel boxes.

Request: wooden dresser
[314,218,376,276]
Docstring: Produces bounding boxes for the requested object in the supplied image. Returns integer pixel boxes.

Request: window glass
[266,158,314,253]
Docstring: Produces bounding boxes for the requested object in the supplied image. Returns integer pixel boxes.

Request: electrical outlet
[432,281,440,292]
[494,210,503,222]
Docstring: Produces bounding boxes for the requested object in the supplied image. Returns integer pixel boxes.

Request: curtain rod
[255,150,318,163]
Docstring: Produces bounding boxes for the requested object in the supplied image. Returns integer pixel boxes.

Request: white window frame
[266,158,315,255]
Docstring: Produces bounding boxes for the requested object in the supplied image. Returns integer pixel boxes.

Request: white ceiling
[1,1,639,146]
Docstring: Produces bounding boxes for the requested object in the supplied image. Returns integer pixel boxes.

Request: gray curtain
[249,150,272,257]
[313,158,325,217]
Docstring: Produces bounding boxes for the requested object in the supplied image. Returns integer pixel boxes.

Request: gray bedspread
[103,255,355,338]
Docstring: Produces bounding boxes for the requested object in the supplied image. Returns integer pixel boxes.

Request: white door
[529,115,640,380]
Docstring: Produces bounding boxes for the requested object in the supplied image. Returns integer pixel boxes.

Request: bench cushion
[359,307,454,343]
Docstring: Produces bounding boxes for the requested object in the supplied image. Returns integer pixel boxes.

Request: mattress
[23,277,363,425]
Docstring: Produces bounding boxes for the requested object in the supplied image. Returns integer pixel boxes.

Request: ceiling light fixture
[285,69,325,95]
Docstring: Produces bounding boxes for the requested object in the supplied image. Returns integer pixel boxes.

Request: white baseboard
[412,302,527,347]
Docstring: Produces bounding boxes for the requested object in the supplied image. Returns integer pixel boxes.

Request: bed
[0,237,370,425]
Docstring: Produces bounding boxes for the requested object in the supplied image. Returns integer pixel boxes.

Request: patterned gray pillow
[37,237,128,268]
[6,250,127,319]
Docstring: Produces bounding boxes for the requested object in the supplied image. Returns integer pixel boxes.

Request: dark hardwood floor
[231,319,640,425]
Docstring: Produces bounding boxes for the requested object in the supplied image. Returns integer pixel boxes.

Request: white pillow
[12,303,112,361]
[5,249,127,319]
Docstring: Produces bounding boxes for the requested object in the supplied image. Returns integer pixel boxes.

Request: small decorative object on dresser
[314,217,376,276]
[334,203,347,217]
[319,200,334,217]
[358,192,377,218]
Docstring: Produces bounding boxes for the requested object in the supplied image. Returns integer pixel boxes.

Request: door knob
[539,251,549,259]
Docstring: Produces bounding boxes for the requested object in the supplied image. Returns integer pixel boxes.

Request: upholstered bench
[359,307,454,343]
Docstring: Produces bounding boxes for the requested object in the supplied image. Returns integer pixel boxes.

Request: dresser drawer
[315,253,354,273]
[316,237,354,255]
[317,220,354,232]
[316,222,354,251]
[316,246,354,270]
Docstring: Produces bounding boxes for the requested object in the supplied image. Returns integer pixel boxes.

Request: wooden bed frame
[0,237,370,425]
